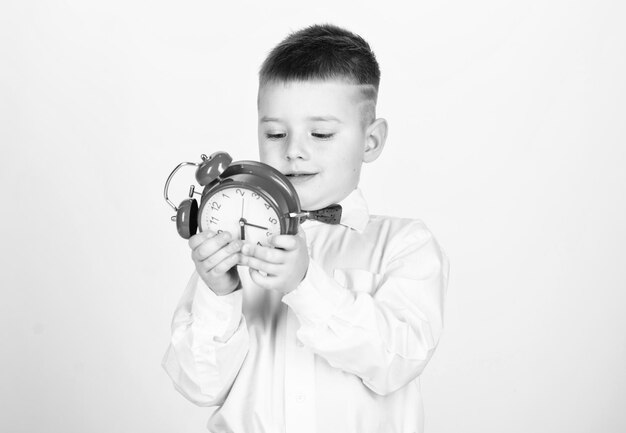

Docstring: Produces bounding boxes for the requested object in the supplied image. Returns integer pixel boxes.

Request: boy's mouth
[285,172,316,185]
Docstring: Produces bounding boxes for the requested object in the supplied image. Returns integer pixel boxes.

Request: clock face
[199,185,282,246]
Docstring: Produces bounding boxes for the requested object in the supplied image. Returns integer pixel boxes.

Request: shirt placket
[284,306,316,433]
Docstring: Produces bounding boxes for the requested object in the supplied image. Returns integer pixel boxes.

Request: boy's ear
[363,118,388,163]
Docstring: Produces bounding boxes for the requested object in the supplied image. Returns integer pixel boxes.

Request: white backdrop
[2,1,625,432]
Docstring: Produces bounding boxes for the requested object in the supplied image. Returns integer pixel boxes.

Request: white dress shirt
[163,189,449,433]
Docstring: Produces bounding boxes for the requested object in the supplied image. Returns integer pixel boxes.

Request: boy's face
[258,80,371,210]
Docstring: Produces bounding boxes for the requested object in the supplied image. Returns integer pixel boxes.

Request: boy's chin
[298,195,326,212]
[294,179,355,210]
[299,196,340,212]
[298,186,352,211]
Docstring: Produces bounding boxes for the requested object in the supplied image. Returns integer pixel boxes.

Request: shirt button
[295,394,306,403]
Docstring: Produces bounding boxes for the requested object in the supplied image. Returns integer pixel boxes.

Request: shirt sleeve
[162,271,249,406]
[282,223,449,396]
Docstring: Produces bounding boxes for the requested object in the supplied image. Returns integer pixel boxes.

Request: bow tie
[290,204,342,225]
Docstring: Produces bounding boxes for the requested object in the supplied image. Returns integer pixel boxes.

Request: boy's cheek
[257,147,279,166]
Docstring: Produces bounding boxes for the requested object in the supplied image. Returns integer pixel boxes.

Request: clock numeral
[264,203,271,210]
[251,192,260,199]
[217,230,223,234]
[211,201,221,211]
[222,193,230,199]
[257,241,263,246]
[268,217,277,225]
[266,231,272,237]
[236,188,245,196]
[210,216,220,225]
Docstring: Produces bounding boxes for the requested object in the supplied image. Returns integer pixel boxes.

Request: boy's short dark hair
[259,24,381,109]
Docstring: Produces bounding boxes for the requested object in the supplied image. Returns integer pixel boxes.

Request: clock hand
[239,218,246,240]
[242,221,269,230]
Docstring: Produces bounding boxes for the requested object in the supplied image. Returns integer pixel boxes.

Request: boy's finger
[201,241,243,269]
[196,249,222,273]
[269,235,298,250]
[192,232,233,260]
[196,239,241,271]
[241,255,280,275]
[241,242,284,263]
[193,242,241,269]
[207,253,241,277]
[188,230,214,250]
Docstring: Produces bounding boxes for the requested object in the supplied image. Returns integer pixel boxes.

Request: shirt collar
[335,188,370,233]
[301,188,370,233]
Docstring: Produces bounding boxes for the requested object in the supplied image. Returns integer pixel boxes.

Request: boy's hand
[240,232,309,294]
[189,231,243,296]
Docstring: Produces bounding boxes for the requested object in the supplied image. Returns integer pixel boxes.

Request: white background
[1,0,625,432]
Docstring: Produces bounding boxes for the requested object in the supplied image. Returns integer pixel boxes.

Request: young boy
[163,24,449,433]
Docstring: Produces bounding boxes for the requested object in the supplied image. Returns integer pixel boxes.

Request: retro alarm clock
[163,152,303,245]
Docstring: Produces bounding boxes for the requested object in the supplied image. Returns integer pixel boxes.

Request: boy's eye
[311,132,334,140]
[266,132,286,140]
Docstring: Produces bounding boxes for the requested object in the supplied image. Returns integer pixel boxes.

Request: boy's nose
[285,134,308,160]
